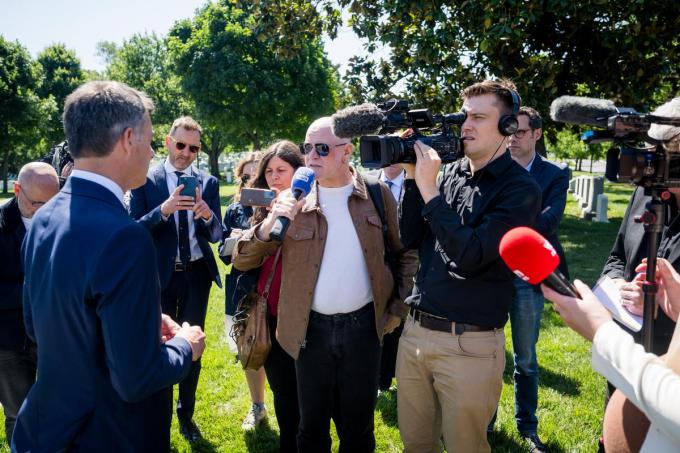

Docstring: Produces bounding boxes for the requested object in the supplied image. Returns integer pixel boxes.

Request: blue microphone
[269,167,315,241]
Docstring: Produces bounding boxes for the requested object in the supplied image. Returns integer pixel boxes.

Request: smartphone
[240,188,276,207]
[219,236,239,257]
[178,175,199,199]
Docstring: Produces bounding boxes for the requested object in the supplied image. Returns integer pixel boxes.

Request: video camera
[550,96,680,188]
[359,100,466,168]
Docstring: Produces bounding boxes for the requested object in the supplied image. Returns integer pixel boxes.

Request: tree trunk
[208,149,220,179]
[1,149,10,193]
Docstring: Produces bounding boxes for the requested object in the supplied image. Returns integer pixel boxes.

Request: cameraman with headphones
[397,79,541,453]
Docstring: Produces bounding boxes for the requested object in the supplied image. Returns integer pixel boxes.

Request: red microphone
[499,226,579,297]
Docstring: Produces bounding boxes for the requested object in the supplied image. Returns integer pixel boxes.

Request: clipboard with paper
[592,275,643,332]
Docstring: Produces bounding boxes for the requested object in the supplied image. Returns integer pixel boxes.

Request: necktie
[175,171,191,264]
[385,180,394,190]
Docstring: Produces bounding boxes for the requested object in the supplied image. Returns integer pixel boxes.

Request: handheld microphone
[269,167,315,241]
[550,96,618,128]
[499,226,579,297]
[331,103,385,138]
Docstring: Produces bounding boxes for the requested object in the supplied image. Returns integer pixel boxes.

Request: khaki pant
[396,315,505,453]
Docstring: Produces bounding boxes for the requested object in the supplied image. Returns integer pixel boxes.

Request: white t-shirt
[311,182,373,314]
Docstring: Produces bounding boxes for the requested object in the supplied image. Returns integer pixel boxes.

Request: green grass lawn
[0,176,634,452]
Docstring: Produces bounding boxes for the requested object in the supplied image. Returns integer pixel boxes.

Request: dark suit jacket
[602,186,678,354]
[529,154,570,279]
[12,177,193,453]
[0,198,31,350]
[129,164,222,289]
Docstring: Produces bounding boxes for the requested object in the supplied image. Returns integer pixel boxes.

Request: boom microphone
[499,226,579,297]
[331,103,385,138]
[550,96,619,128]
[269,167,315,241]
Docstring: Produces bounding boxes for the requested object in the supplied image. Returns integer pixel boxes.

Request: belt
[409,307,494,335]
[174,258,204,272]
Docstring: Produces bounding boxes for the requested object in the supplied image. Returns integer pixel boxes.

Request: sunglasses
[299,142,348,157]
[241,174,251,183]
[169,135,200,153]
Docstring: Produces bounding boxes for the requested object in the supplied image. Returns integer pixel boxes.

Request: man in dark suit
[0,162,59,443]
[501,106,570,451]
[129,116,222,442]
[13,81,206,453]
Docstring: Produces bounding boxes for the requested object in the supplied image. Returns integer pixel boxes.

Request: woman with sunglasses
[237,140,305,453]
[220,151,269,431]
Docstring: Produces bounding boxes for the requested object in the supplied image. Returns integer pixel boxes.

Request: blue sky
[2,0,373,74]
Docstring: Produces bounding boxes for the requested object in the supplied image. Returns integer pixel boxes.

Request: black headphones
[498,89,520,136]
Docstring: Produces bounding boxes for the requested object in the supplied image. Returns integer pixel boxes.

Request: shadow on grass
[376,388,398,428]
[489,426,570,453]
[244,419,279,453]
[188,433,220,453]
[502,348,580,397]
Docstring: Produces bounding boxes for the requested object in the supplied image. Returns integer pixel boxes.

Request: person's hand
[161,314,181,342]
[160,185,195,217]
[175,322,206,361]
[541,279,613,342]
[635,258,680,322]
[256,191,305,241]
[228,228,243,239]
[614,274,645,317]
[192,186,213,221]
[61,161,74,178]
[413,140,441,203]
[381,313,402,335]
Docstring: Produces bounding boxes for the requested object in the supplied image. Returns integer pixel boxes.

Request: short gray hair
[63,81,155,158]
[648,97,680,141]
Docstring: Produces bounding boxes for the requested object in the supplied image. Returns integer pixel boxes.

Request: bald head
[15,162,60,218]
[305,116,337,144]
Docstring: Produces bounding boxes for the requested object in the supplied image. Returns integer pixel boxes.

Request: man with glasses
[233,116,417,452]
[0,162,59,443]
[495,106,569,452]
[130,116,222,442]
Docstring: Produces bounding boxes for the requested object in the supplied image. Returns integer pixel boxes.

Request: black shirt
[399,151,541,328]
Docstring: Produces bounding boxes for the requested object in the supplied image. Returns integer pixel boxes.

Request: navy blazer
[529,154,570,279]
[129,164,222,289]
[0,198,31,350]
[13,177,193,452]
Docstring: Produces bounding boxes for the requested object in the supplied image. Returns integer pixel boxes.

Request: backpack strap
[362,173,391,256]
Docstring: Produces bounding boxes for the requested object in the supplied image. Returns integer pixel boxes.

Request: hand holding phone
[178,175,199,199]
[240,188,277,207]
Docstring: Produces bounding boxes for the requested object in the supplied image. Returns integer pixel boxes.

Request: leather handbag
[230,248,281,370]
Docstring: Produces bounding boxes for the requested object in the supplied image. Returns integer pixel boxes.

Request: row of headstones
[569,175,609,222]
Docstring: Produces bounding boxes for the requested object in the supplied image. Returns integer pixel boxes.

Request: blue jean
[509,278,544,434]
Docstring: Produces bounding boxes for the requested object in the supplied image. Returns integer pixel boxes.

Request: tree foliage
[167,1,341,152]
[36,43,85,145]
[0,37,57,192]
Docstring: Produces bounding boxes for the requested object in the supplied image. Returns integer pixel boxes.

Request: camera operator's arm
[534,165,569,238]
[413,142,541,273]
[398,157,433,249]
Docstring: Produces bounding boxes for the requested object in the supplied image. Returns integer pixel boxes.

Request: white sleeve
[592,320,680,444]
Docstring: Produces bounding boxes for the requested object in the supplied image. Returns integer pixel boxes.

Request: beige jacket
[233,170,418,359]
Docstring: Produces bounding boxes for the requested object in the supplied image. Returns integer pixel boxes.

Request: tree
[37,43,85,145]
[167,1,341,155]
[0,36,56,192]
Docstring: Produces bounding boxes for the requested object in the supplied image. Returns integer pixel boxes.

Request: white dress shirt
[380,169,405,202]
[163,159,209,263]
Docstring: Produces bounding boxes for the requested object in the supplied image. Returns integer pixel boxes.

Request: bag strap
[260,247,282,299]
[363,173,390,254]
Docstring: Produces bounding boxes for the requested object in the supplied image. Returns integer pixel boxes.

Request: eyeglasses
[19,186,48,207]
[241,174,251,183]
[512,129,532,139]
[299,142,348,157]
[169,135,200,153]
